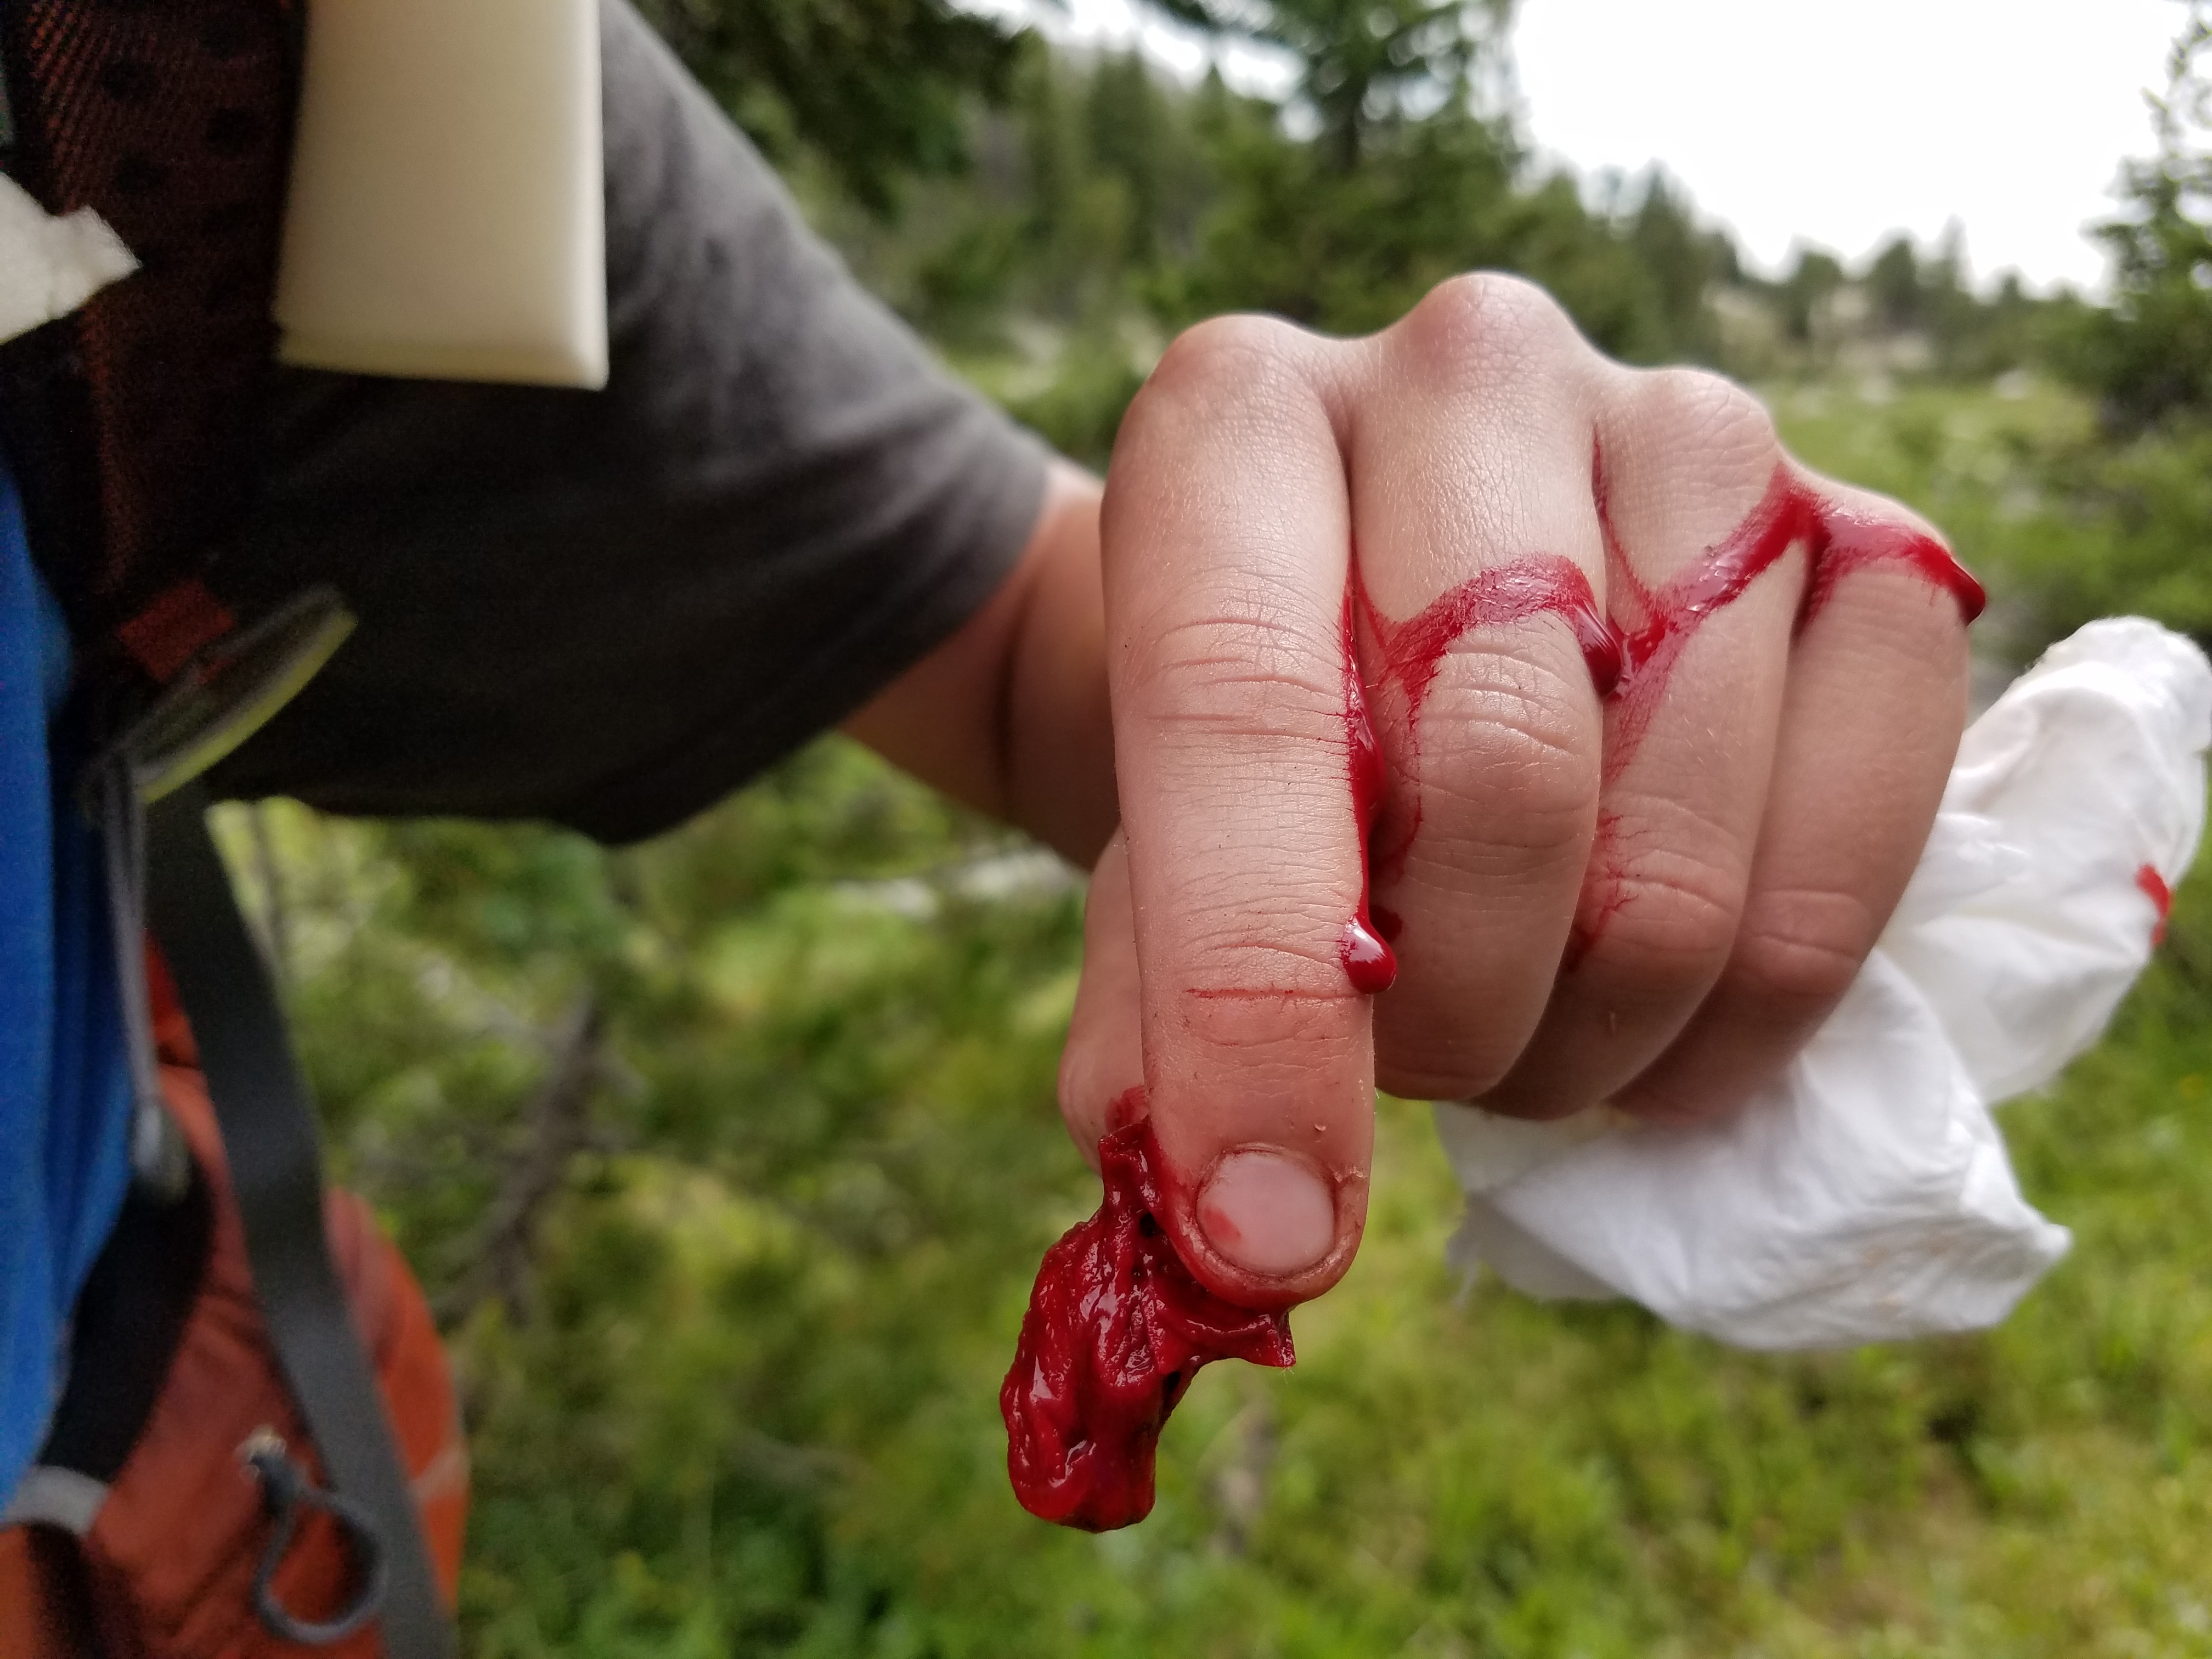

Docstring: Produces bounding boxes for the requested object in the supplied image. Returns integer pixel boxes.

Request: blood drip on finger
[1340,915,1396,992]
[1002,1100,1296,1531]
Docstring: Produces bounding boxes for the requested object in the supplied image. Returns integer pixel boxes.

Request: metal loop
[242,1430,388,1646]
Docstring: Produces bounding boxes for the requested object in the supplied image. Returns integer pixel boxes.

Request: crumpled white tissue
[0,173,136,347]
[1434,617,2212,1350]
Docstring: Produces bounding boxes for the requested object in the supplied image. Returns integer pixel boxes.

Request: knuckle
[1424,271,1574,337]
[1592,843,1747,988]
[1413,654,1600,862]
[1812,475,1950,549]
[1140,314,1313,419]
[1125,593,1342,737]
[1629,366,1780,471]
[1396,272,1587,384]
[1725,887,1879,1012]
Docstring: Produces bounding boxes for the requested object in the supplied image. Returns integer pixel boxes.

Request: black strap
[37,1167,213,1485]
[144,782,453,1659]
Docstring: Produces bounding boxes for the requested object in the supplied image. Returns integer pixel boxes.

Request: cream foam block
[274,0,608,388]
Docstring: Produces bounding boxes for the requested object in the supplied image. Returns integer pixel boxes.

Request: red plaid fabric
[2,1,295,679]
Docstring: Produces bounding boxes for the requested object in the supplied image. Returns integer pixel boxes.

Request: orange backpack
[0,957,468,1657]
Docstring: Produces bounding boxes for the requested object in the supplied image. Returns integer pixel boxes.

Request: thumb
[1058,831,1371,1310]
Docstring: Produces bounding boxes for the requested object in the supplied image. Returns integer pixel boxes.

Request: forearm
[843,460,1116,866]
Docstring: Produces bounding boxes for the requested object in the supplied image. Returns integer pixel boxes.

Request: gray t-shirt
[207,0,1048,843]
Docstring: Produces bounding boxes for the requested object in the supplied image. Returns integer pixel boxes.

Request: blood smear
[1002,1107,1295,1531]
[1348,457,1985,963]
[2138,862,2173,946]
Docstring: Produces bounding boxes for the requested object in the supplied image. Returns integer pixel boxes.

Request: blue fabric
[0,455,136,1506]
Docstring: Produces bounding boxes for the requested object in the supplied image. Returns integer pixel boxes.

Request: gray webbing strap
[144,782,452,1659]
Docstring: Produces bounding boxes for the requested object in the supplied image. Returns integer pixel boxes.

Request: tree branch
[433,998,606,1328]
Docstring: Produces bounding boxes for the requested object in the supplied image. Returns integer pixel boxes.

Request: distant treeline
[645,1,2093,398]
[639,0,2212,650]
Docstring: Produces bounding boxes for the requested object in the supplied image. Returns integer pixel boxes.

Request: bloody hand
[1053,273,1981,1325]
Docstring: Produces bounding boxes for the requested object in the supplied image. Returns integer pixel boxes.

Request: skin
[844,273,1971,1315]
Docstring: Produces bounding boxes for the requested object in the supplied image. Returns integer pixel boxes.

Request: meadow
[219,366,2212,1655]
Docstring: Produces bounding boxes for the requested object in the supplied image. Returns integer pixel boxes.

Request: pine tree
[1150,0,1513,173]
[637,0,1027,213]
[2067,0,2212,427]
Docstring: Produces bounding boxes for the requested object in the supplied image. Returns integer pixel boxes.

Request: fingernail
[1196,1150,1335,1277]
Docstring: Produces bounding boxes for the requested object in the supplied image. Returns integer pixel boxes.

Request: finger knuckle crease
[1132,609,1342,727]
[1414,659,1596,811]
[1730,890,1878,1007]
[1598,855,1743,974]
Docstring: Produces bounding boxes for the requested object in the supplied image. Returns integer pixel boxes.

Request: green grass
[222,376,2212,1656]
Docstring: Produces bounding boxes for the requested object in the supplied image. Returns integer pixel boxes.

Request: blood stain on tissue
[1002,1096,1295,1530]
[2138,863,2174,945]
[1345,447,1986,965]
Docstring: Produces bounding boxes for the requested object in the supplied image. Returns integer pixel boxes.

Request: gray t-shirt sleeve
[207,0,1049,843]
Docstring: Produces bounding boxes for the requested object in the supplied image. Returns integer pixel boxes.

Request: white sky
[1510,0,2182,294]
[1023,0,2186,295]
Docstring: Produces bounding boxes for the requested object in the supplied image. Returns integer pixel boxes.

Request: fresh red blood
[1596,459,1982,791]
[1351,455,1984,962]
[1353,554,1624,889]
[1002,1106,1295,1530]
[2138,862,2174,946]
[1339,917,1396,992]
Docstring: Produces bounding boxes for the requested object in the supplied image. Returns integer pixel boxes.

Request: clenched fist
[852,272,1978,1314]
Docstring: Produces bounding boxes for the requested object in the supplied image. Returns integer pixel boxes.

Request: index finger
[1101,317,1371,1310]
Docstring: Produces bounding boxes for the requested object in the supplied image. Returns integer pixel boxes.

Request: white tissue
[1435,617,2212,1350]
[0,174,136,347]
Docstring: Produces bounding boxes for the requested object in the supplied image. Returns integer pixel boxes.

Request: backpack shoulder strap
[3,18,453,1650]
[143,782,453,1659]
